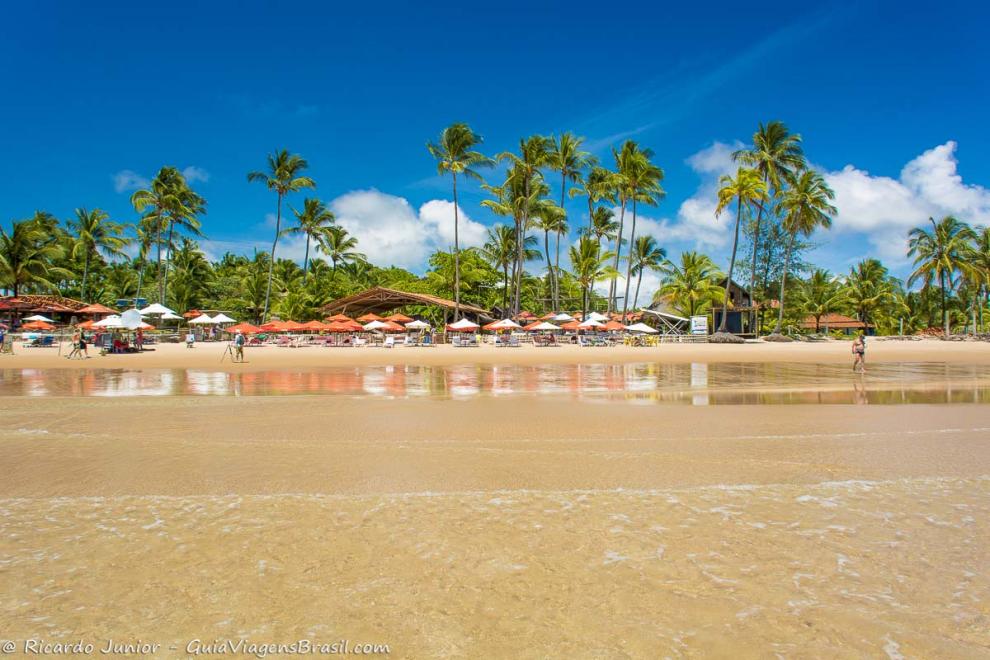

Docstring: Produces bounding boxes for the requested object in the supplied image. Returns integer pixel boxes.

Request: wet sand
[1,393,989,657]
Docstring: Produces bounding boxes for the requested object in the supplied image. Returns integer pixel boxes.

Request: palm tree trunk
[940,270,948,336]
[303,236,310,277]
[622,197,638,319]
[502,265,509,311]
[748,194,766,334]
[609,199,626,313]
[773,231,797,334]
[634,269,643,311]
[81,251,90,302]
[136,261,145,302]
[263,193,282,323]
[163,221,175,306]
[156,214,164,304]
[452,173,461,321]
[543,230,552,309]
[718,199,744,333]
[554,231,562,310]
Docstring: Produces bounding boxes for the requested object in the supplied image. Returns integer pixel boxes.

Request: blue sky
[2,0,989,290]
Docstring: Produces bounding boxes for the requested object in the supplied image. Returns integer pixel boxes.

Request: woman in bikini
[852,333,866,373]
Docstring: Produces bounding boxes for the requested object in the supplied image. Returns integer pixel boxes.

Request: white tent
[211,313,236,324]
[626,322,659,334]
[447,318,480,331]
[363,320,388,331]
[139,303,176,316]
[525,321,560,332]
[404,320,431,330]
[160,312,183,321]
[489,318,522,330]
[23,314,54,323]
[551,313,574,322]
[188,313,217,325]
[584,311,608,322]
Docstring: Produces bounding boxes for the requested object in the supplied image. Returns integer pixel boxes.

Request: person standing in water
[852,332,866,373]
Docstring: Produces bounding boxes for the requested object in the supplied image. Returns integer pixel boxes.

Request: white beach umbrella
[160,312,183,321]
[93,315,123,328]
[120,308,145,330]
[23,314,55,322]
[578,319,605,329]
[211,313,236,324]
[139,303,176,316]
[626,322,659,334]
[188,313,217,325]
[551,313,575,322]
[447,318,480,331]
[584,311,608,322]
[404,320,430,330]
[363,320,388,331]
[490,318,522,330]
[526,321,560,332]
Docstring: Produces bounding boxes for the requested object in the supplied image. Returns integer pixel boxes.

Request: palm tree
[619,144,664,319]
[0,219,70,296]
[772,170,836,334]
[427,123,493,319]
[497,136,551,314]
[133,218,156,302]
[247,149,316,322]
[714,167,767,333]
[317,225,364,281]
[286,197,335,275]
[69,208,129,302]
[547,133,593,308]
[533,203,565,307]
[569,236,617,317]
[733,121,805,318]
[574,166,619,237]
[629,235,667,310]
[845,259,897,329]
[131,166,189,304]
[969,226,990,332]
[797,269,846,332]
[584,206,619,250]
[908,216,977,336]
[656,251,724,318]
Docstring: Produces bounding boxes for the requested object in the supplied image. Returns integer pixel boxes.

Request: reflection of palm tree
[286,197,335,276]
[657,251,724,318]
[427,123,493,319]
[714,167,767,333]
[908,216,976,336]
[630,235,667,310]
[773,169,836,334]
[69,208,128,302]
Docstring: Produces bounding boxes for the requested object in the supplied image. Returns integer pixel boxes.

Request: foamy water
[1,477,987,656]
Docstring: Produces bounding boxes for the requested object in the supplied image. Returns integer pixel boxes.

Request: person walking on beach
[852,332,866,374]
[67,331,81,359]
[233,330,245,362]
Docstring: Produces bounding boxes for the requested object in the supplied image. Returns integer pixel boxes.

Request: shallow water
[2,361,990,404]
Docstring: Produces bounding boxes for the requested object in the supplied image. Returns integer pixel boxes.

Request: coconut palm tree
[317,225,364,281]
[0,219,71,296]
[629,235,667,310]
[131,166,191,304]
[907,216,976,336]
[714,167,767,333]
[772,170,836,334]
[547,133,593,307]
[619,144,664,319]
[69,208,129,302]
[797,269,846,332]
[584,206,619,250]
[969,226,990,332]
[247,149,316,322]
[427,123,493,319]
[133,218,156,302]
[533,203,565,307]
[569,236,617,317]
[286,197,335,276]
[845,259,897,329]
[733,121,805,316]
[656,251,724,318]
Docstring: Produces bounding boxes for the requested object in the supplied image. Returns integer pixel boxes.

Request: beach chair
[353,337,367,347]
[403,335,416,347]
[384,336,395,349]
[493,336,504,348]
[508,335,520,347]
[451,335,462,347]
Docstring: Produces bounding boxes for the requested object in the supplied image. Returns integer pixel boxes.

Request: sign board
[690,315,708,335]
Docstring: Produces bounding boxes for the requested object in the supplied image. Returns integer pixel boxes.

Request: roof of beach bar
[320,286,490,318]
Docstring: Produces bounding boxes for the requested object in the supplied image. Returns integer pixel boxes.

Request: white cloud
[329,190,484,270]
[182,166,210,184]
[825,141,990,262]
[112,169,150,193]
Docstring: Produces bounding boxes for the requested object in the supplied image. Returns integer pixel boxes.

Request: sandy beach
[1,343,989,657]
[4,337,990,371]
